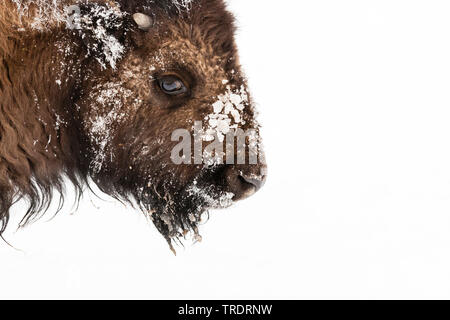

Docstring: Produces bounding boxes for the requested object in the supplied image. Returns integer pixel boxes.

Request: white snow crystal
[12,0,66,30]
[187,185,234,209]
[201,85,249,142]
[13,1,125,70]
[171,0,194,11]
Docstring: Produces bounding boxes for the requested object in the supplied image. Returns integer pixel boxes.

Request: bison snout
[224,165,267,201]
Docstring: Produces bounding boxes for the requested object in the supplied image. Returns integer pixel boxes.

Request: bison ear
[132,13,153,31]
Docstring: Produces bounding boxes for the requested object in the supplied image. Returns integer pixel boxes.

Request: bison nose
[225,166,267,201]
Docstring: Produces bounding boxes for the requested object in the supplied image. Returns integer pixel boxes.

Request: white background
[2,0,450,299]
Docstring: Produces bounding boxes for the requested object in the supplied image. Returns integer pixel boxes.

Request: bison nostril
[239,174,265,192]
[224,167,267,201]
[234,176,256,200]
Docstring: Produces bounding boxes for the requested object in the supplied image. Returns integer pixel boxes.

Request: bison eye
[158,75,188,96]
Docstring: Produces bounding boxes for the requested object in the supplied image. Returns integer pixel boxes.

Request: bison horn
[132,13,153,31]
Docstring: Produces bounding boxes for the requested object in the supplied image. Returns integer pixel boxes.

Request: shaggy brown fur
[0,0,266,246]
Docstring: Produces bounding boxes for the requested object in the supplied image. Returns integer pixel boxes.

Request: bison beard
[0,0,266,249]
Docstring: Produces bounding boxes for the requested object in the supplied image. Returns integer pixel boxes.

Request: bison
[0,0,266,249]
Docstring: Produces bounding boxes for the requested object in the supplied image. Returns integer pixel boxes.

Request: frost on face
[86,82,132,173]
[203,84,249,143]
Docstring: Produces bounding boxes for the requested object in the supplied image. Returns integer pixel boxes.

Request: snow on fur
[203,84,249,143]
[11,1,194,69]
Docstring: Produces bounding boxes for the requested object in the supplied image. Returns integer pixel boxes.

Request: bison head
[0,0,266,248]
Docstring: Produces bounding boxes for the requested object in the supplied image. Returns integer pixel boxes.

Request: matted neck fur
[0,0,267,249]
